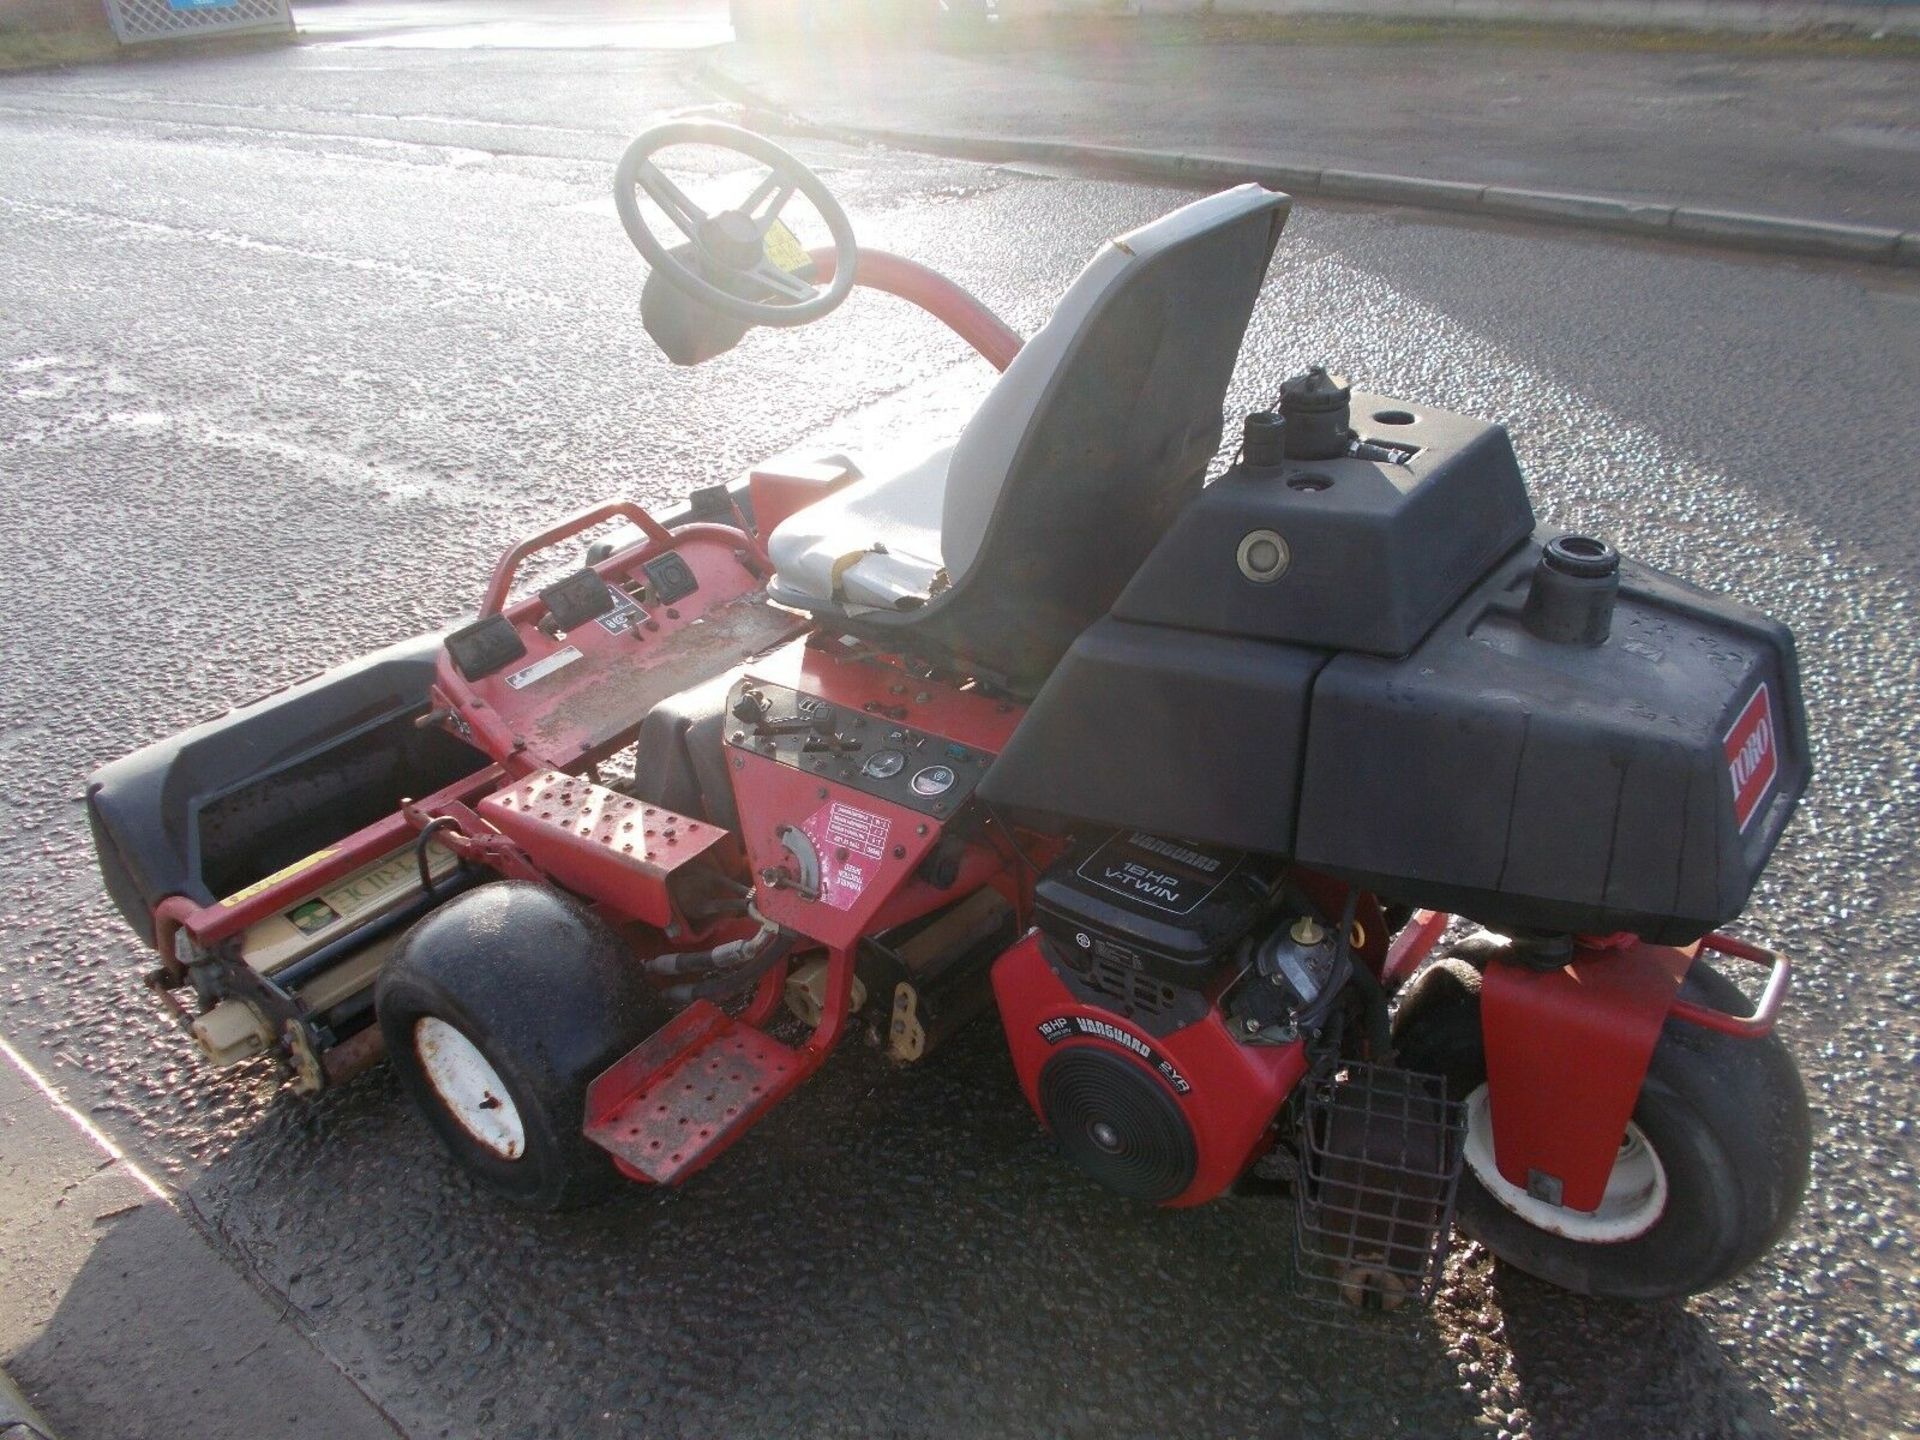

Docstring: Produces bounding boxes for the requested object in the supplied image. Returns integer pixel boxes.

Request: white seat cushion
[765,442,953,612]
[766,185,1286,617]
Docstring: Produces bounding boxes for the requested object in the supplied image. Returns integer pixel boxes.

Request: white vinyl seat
[768,442,955,611]
[766,183,1291,690]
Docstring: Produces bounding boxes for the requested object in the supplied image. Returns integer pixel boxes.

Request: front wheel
[377,882,671,1210]
[1392,948,1810,1300]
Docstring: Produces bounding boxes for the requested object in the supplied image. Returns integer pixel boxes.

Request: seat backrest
[875,184,1290,693]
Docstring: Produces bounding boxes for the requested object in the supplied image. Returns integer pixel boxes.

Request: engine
[992,831,1330,1207]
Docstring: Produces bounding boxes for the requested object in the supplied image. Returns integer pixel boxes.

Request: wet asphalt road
[2,30,1919,1440]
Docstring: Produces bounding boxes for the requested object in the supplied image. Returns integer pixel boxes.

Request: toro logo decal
[1724,681,1779,833]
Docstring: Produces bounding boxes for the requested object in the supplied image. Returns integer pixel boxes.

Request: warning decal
[801,801,894,912]
[764,219,811,275]
[505,645,583,691]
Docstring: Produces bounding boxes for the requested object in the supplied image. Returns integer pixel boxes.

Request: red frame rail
[1669,931,1792,1038]
[156,764,509,958]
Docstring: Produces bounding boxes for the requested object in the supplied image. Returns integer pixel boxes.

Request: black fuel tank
[986,537,1806,941]
[1291,539,1808,943]
[1112,392,1535,656]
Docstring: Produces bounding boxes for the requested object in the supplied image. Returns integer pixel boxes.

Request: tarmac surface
[2,13,1920,1440]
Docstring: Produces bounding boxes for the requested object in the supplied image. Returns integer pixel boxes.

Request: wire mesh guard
[106,0,291,44]
[1293,1063,1466,1315]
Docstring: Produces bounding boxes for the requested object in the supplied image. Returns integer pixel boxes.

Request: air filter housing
[1033,830,1272,989]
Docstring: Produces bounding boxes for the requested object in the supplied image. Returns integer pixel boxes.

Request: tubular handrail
[1670,932,1792,1039]
[476,502,767,618]
[478,500,674,618]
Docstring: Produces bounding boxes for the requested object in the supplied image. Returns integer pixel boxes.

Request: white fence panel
[103,0,292,45]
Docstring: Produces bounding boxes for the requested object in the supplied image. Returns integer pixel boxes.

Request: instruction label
[801,801,893,911]
[596,592,650,636]
[505,645,583,691]
[825,803,890,859]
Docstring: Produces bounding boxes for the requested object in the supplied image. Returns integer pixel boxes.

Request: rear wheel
[1392,946,1810,1299]
[377,882,671,1210]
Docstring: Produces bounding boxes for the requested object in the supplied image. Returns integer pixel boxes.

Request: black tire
[1393,947,1811,1300]
[376,882,672,1211]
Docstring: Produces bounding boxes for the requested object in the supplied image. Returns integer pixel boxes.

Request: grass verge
[0,24,120,73]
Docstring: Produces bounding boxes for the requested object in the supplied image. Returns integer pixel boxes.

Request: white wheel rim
[1462,1084,1667,1243]
[414,1016,526,1161]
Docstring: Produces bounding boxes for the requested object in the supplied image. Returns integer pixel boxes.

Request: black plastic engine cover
[986,377,1806,941]
[978,619,1324,854]
[987,535,1806,942]
[1291,541,1809,942]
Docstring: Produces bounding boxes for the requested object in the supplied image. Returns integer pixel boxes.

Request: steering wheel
[613,120,858,329]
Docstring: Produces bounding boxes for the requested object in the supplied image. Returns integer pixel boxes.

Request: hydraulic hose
[659,929,797,1007]
[644,920,784,979]
[1337,892,1397,1065]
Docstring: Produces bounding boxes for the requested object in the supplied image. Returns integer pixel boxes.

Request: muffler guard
[1293,1063,1466,1312]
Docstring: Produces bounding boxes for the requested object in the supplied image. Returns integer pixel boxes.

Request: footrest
[583,1001,815,1185]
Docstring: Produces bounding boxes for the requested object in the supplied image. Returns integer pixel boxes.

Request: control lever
[731,685,866,755]
[801,735,861,753]
[753,713,837,737]
[732,684,838,736]
[731,688,771,724]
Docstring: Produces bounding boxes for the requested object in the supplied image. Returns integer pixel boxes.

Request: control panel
[723,680,992,818]
[436,536,806,772]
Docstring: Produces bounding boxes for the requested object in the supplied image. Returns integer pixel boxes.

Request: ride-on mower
[87,122,1812,1306]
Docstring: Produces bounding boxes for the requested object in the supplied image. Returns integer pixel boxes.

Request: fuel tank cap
[1278,366,1353,460]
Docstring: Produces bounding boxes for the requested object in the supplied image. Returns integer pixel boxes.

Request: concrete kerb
[1668,205,1906,259]
[0,1367,60,1440]
[697,63,1919,270]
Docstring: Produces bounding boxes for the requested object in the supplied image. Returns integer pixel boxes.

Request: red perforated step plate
[583,1001,819,1185]
[477,769,727,926]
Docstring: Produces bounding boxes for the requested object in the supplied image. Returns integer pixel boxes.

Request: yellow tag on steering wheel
[763,219,811,275]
